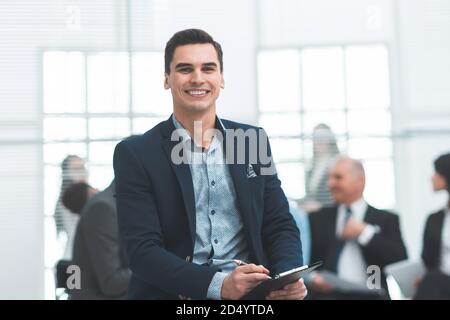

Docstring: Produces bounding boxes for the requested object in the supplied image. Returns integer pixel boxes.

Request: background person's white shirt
[336,198,379,286]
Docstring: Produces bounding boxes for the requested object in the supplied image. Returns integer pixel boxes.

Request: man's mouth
[185,89,210,97]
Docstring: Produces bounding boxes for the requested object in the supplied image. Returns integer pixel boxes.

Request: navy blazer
[309,205,408,293]
[113,116,303,299]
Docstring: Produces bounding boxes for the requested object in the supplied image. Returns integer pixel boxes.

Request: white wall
[130,0,257,124]
[1,0,449,298]
[258,0,450,260]
[259,0,394,46]
[0,0,125,300]
[393,0,450,259]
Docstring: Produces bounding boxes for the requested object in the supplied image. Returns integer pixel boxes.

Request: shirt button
[214,239,218,244]
[211,210,215,215]
[211,180,215,186]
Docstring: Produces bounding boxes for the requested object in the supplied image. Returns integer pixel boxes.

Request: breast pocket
[248,175,265,187]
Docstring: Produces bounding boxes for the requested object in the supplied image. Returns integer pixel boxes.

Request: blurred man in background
[63,181,131,300]
[308,156,407,299]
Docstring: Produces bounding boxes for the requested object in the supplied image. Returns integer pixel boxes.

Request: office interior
[0,0,449,299]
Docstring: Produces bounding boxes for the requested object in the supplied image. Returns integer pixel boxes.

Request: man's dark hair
[164,28,223,74]
[62,182,92,214]
[434,153,450,192]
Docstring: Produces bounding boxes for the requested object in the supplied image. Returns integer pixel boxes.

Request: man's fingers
[238,263,270,274]
[284,278,304,290]
[266,279,307,299]
[258,265,270,274]
[244,272,272,283]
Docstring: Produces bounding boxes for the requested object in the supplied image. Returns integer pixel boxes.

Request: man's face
[328,161,364,204]
[164,43,224,114]
[68,158,87,183]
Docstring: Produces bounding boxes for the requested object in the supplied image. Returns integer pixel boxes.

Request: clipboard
[242,261,323,300]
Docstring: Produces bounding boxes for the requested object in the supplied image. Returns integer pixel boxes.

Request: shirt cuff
[357,224,380,246]
[207,272,228,300]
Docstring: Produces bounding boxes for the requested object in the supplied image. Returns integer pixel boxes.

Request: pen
[234,260,272,279]
[234,259,248,266]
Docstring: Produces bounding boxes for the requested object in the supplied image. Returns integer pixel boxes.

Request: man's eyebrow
[175,62,218,70]
[175,63,193,70]
[202,62,218,68]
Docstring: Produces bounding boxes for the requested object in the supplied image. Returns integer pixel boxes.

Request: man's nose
[190,69,204,84]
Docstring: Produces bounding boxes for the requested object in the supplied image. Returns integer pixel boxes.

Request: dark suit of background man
[308,156,407,299]
[69,181,131,300]
[113,29,306,300]
[415,152,450,299]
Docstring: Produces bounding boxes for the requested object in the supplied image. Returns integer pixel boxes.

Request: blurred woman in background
[302,123,340,212]
[54,155,87,260]
[415,152,450,299]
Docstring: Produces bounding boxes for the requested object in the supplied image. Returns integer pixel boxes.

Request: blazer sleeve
[82,201,131,297]
[362,214,408,268]
[260,131,303,273]
[113,141,218,299]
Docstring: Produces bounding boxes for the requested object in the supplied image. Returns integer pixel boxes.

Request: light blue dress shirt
[172,116,250,299]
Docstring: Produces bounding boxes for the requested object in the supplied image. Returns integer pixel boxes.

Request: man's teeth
[187,90,207,96]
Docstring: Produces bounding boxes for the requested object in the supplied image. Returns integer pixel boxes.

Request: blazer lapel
[363,205,378,225]
[160,117,196,247]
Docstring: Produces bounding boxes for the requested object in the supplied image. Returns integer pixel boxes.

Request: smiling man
[113,29,306,300]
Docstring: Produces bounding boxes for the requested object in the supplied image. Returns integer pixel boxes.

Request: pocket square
[246,164,258,178]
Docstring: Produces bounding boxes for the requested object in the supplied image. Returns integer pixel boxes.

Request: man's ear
[220,75,225,89]
[164,73,170,90]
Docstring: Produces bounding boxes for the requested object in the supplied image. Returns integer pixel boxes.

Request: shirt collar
[172,115,192,144]
[339,197,367,220]
[171,114,225,152]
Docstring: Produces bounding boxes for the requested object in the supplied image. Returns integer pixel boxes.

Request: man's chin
[185,104,213,113]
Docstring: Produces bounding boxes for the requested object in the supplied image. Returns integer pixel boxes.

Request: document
[242,261,323,300]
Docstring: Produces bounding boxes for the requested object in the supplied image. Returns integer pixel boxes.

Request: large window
[42,51,170,299]
[258,45,394,209]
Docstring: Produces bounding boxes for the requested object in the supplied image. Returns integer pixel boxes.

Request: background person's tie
[330,206,352,273]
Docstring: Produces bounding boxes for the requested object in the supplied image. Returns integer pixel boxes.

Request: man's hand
[341,217,367,240]
[266,278,308,300]
[221,264,271,300]
[308,273,333,294]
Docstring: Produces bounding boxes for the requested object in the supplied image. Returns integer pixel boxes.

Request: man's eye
[203,67,215,72]
[178,68,192,73]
